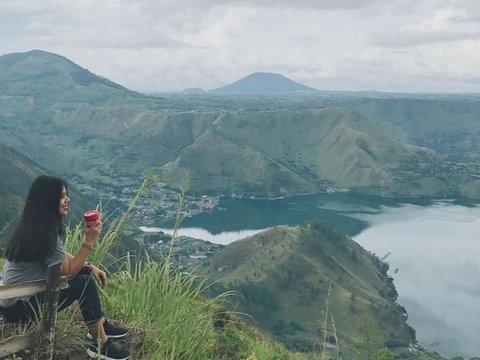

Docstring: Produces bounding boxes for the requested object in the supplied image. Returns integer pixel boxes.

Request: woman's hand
[62,220,103,277]
[89,264,107,288]
[84,221,103,246]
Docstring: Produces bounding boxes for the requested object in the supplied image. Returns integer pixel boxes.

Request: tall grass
[319,282,340,360]
[103,254,225,359]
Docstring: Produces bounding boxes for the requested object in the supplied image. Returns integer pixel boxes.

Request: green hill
[0,50,142,102]
[202,222,414,356]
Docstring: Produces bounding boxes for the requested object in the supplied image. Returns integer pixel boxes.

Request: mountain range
[1,50,478,206]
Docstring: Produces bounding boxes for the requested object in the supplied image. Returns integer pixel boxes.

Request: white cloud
[0,0,479,92]
[410,7,469,31]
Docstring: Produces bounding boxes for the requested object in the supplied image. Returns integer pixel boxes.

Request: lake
[148,193,480,358]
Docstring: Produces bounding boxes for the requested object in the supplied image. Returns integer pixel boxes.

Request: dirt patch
[53,322,143,360]
[0,318,143,360]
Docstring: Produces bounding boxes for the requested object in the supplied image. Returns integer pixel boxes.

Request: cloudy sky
[1,0,479,93]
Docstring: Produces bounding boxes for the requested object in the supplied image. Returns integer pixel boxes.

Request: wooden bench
[0,262,68,360]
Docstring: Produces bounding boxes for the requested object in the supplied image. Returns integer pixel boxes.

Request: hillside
[329,98,480,156]
[167,108,452,197]
[0,145,93,235]
[0,50,142,102]
[202,222,415,356]
[0,145,42,229]
[210,72,318,94]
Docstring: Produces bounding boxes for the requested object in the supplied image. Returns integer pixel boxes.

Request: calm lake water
[148,193,480,358]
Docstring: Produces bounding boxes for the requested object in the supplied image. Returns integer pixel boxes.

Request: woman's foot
[86,338,130,360]
[87,319,129,340]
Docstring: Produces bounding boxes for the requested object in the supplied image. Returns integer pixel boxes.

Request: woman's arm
[63,254,108,287]
[61,221,102,276]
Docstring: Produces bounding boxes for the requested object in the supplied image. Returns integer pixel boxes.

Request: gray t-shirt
[0,240,66,308]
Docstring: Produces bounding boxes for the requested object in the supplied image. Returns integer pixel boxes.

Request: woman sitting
[0,175,130,360]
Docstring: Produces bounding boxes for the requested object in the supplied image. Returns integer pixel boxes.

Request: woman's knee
[71,273,95,287]
[67,274,98,298]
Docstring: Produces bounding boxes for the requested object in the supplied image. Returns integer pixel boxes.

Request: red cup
[84,210,100,227]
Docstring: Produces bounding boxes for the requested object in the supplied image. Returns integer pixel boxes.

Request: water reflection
[354,201,480,358]
[139,226,262,245]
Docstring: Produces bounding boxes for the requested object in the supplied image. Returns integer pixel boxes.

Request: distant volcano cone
[210,72,318,94]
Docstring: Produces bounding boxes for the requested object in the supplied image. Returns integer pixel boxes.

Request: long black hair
[6,175,67,262]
